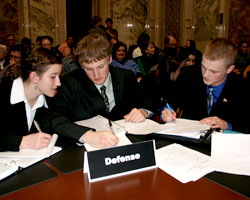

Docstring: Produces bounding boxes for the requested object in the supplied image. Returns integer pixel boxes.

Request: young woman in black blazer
[0,48,62,151]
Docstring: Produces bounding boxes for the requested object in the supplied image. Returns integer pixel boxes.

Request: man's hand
[82,130,119,148]
[161,108,176,122]
[124,108,147,122]
[200,116,228,130]
[20,132,52,149]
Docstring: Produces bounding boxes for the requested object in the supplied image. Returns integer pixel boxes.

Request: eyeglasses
[10,55,21,59]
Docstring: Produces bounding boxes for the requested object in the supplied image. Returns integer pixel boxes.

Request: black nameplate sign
[83,140,156,182]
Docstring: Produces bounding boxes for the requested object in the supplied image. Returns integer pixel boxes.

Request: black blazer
[171,65,249,133]
[45,66,155,142]
[0,80,49,151]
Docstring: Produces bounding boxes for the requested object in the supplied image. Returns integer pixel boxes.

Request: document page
[75,115,127,135]
[210,134,250,176]
[114,119,174,135]
[156,119,211,139]
[0,147,61,168]
[0,161,18,180]
[84,134,132,152]
[156,143,214,183]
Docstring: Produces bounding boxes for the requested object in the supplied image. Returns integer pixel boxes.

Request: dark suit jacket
[171,65,248,133]
[0,80,49,151]
[44,66,155,142]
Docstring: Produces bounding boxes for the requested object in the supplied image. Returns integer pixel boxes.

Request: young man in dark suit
[161,38,248,133]
[46,34,155,148]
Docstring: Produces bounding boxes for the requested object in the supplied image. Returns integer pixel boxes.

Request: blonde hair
[75,34,111,64]
[203,38,237,68]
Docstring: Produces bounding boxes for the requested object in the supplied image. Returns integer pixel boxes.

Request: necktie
[207,87,213,114]
[100,85,110,113]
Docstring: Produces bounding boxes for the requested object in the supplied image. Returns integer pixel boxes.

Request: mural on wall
[165,0,181,45]
[194,0,220,52]
[110,0,148,48]
[229,0,250,46]
[0,0,19,44]
[29,0,56,45]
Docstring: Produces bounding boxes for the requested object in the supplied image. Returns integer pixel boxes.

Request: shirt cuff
[140,108,153,118]
[226,122,232,131]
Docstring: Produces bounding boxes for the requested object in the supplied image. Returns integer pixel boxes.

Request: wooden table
[0,134,249,200]
[0,161,248,200]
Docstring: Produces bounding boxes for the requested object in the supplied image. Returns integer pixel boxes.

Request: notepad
[0,134,62,177]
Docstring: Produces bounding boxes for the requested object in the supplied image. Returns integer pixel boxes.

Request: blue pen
[166,103,173,114]
[166,103,176,123]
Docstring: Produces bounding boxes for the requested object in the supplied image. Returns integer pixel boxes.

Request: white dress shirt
[10,77,48,131]
[95,73,115,112]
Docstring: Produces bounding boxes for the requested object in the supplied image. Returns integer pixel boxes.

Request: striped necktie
[207,87,213,114]
[100,85,110,113]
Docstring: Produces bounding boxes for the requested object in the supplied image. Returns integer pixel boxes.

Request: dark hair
[41,36,54,44]
[238,40,249,48]
[9,44,26,60]
[181,49,197,62]
[137,33,150,47]
[187,39,197,50]
[5,34,15,41]
[92,16,102,26]
[164,37,169,44]
[105,18,113,24]
[112,41,127,61]
[140,41,155,55]
[36,36,42,43]
[21,48,61,80]
[21,37,32,46]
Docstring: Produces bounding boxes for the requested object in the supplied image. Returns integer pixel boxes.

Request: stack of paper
[210,134,250,176]
[75,115,127,135]
[75,116,131,151]
[114,119,172,135]
[156,143,214,183]
[156,119,211,139]
[114,118,211,139]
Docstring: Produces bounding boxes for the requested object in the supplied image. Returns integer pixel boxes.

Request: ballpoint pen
[34,120,42,132]
[166,103,176,123]
[108,118,115,135]
[34,121,58,157]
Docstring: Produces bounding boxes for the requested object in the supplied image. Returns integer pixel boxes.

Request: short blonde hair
[0,44,8,54]
[203,38,237,68]
[75,34,111,64]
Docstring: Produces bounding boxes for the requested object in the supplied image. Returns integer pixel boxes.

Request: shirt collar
[95,72,112,91]
[207,75,228,97]
[10,77,48,108]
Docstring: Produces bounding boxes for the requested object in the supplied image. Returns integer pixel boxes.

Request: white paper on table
[156,119,211,139]
[84,134,132,152]
[114,119,175,135]
[210,134,250,176]
[0,146,62,168]
[76,115,127,135]
[156,143,214,183]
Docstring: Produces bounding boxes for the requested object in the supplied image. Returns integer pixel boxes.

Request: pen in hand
[108,118,115,135]
[34,120,42,132]
[166,103,176,123]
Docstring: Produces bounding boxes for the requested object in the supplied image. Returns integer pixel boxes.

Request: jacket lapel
[110,66,124,106]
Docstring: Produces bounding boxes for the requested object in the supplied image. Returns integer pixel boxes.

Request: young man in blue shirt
[161,38,248,133]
